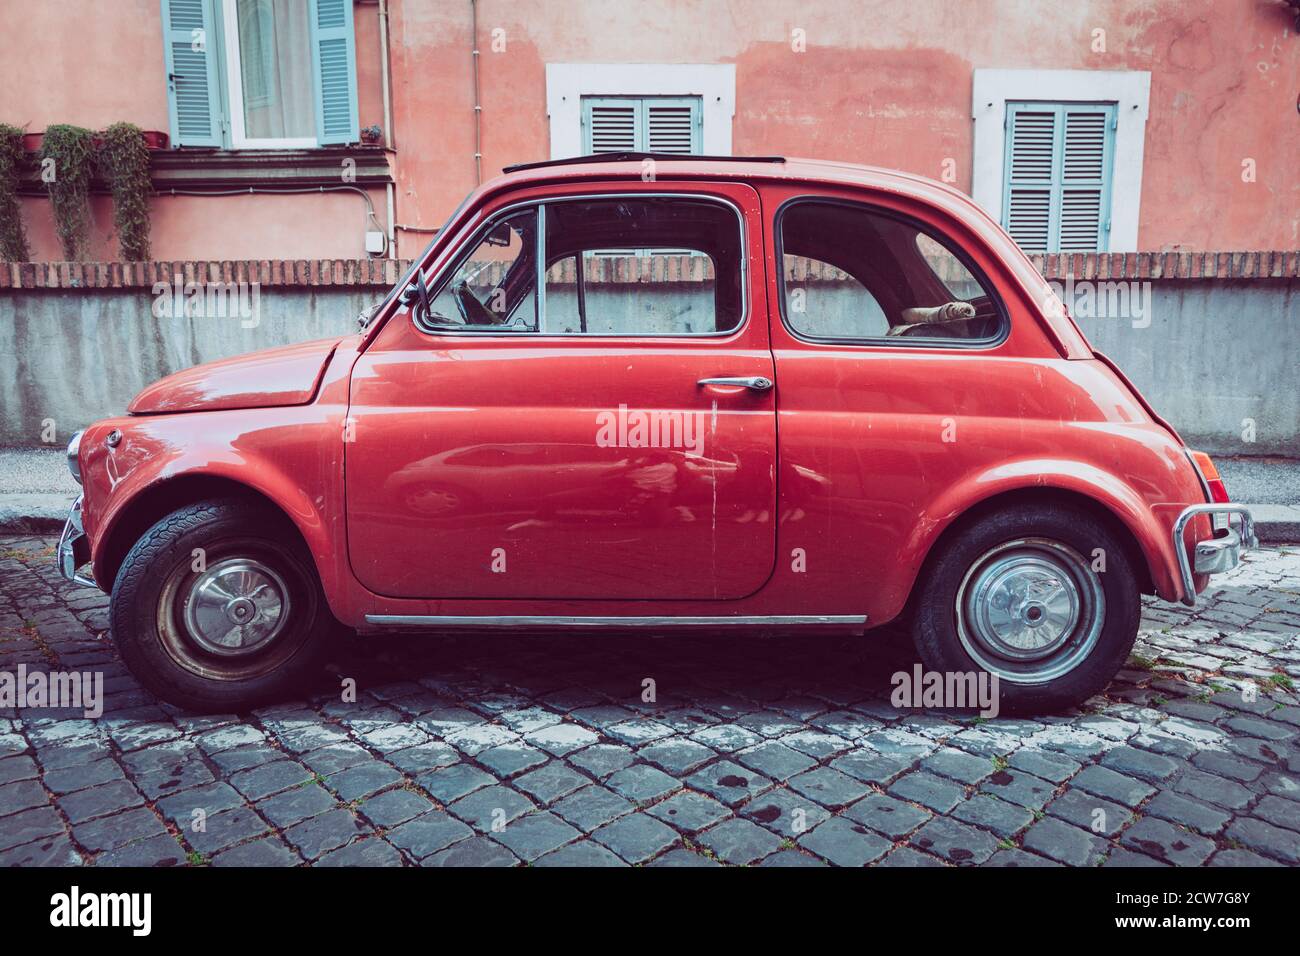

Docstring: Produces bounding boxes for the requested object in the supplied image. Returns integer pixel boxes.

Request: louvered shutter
[645,98,701,153]
[309,0,359,145]
[585,101,638,152]
[582,96,702,154]
[1003,108,1054,252]
[1059,108,1111,252]
[160,0,222,146]
[1002,102,1115,252]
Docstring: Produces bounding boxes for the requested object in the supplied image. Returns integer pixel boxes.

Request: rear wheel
[110,498,337,712]
[911,503,1140,714]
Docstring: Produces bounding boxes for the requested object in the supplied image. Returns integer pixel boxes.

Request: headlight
[67,430,83,485]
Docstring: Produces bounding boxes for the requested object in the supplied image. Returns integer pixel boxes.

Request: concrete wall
[1075,280,1299,456]
[0,279,1294,454]
[0,288,373,447]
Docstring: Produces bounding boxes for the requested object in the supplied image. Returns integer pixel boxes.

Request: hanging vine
[38,124,95,261]
[0,124,29,262]
[97,122,153,261]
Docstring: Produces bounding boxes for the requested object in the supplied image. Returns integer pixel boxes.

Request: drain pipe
[379,0,396,257]
[471,0,482,184]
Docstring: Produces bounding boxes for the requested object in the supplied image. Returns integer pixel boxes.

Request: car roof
[497,153,962,200]
[491,154,1015,247]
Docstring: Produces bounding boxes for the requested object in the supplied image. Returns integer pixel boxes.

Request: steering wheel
[452,280,506,326]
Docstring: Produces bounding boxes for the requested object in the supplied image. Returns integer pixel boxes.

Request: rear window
[780,200,1005,344]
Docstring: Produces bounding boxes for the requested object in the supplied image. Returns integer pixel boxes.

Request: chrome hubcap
[181,558,290,657]
[956,538,1104,684]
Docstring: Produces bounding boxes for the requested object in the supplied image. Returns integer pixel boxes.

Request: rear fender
[903,458,1183,603]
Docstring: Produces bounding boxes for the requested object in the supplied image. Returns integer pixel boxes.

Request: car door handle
[697,376,773,392]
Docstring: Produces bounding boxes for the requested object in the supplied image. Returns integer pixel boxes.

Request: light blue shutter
[160,0,223,146]
[645,98,702,153]
[309,0,359,145]
[582,96,702,154]
[1002,102,1116,252]
[584,99,638,153]
[1058,107,1114,252]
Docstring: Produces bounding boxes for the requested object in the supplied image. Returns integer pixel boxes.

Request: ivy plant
[0,124,29,262]
[97,122,152,261]
[38,124,95,261]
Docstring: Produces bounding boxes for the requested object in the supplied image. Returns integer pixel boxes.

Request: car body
[58,153,1255,712]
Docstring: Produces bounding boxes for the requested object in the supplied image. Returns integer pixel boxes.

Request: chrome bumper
[56,495,97,589]
[1173,504,1256,607]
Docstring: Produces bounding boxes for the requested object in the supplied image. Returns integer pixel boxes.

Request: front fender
[81,406,346,612]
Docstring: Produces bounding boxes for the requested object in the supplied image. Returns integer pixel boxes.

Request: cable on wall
[158,185,389,257]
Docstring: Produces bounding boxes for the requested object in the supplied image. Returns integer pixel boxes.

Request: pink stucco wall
[4,0,1297,260]
[389,0,1300,256]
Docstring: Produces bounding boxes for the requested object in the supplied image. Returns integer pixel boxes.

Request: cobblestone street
[2,535,1298,868]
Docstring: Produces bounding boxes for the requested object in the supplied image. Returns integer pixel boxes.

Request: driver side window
[423,210,538,331]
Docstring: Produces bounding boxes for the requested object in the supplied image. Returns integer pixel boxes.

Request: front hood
[128,337,343,414]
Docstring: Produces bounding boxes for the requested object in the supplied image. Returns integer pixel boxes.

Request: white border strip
[545,63,735,159]
[971,69,1150,253]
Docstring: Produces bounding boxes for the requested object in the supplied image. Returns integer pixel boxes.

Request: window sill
[18,146,393,194]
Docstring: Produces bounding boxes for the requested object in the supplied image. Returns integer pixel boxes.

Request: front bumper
[56,495,97,589]
[1173,504,1256,607]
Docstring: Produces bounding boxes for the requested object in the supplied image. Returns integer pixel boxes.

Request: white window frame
[220,0,318,149]
[546,63,735,159]
[971,69,1150,253]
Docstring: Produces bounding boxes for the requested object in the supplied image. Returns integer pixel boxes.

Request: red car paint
[76,158,1216,628]
[127,337,343,415]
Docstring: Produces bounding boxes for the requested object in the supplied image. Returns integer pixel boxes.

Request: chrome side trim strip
[1172,504,1255,607]
[365,614,867,628]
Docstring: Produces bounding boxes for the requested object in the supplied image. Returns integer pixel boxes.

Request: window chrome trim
[773,195,1011,352]
[364,614,867,628]
[535,202,547,334]
[410,191,750,340]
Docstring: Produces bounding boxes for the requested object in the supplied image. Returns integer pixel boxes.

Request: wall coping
[2,251,1298,290]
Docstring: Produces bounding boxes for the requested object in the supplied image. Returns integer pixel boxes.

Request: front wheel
[911,503,1141,714]
[110,498,338,712]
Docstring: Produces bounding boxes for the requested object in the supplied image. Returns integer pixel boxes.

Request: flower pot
[22,129,169,151]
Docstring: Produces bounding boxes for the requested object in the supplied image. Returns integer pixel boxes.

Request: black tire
[110,498,338,712]
[911,502,1140,715]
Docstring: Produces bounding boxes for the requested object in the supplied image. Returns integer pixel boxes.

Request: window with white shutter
[581,96,703,155]
[160,0,359,148]
[161,0,223,146]
[1001,102,1116,253]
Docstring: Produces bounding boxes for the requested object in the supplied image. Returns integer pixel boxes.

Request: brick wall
[3,251,1299,290]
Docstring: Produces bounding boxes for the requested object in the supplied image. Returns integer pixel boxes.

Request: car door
[345,181,776,601]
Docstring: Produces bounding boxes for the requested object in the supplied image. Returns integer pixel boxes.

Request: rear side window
[420,196,743,336]
[780,201,1004,344]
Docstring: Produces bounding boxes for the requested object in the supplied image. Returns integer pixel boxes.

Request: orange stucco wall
[3,0,1296,260]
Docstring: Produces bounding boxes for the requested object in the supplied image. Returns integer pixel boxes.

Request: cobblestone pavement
[2,535,1298,868]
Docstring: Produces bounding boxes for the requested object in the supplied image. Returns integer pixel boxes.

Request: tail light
[1189,450,1230,503]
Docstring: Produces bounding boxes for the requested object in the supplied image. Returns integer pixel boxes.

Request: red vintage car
[58,154,1254,713]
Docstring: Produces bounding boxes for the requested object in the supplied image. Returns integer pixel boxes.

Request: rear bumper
[1173,504,1255,606]
[56,495,97,589]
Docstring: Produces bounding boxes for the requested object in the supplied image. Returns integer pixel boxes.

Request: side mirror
[398,269,432,320]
